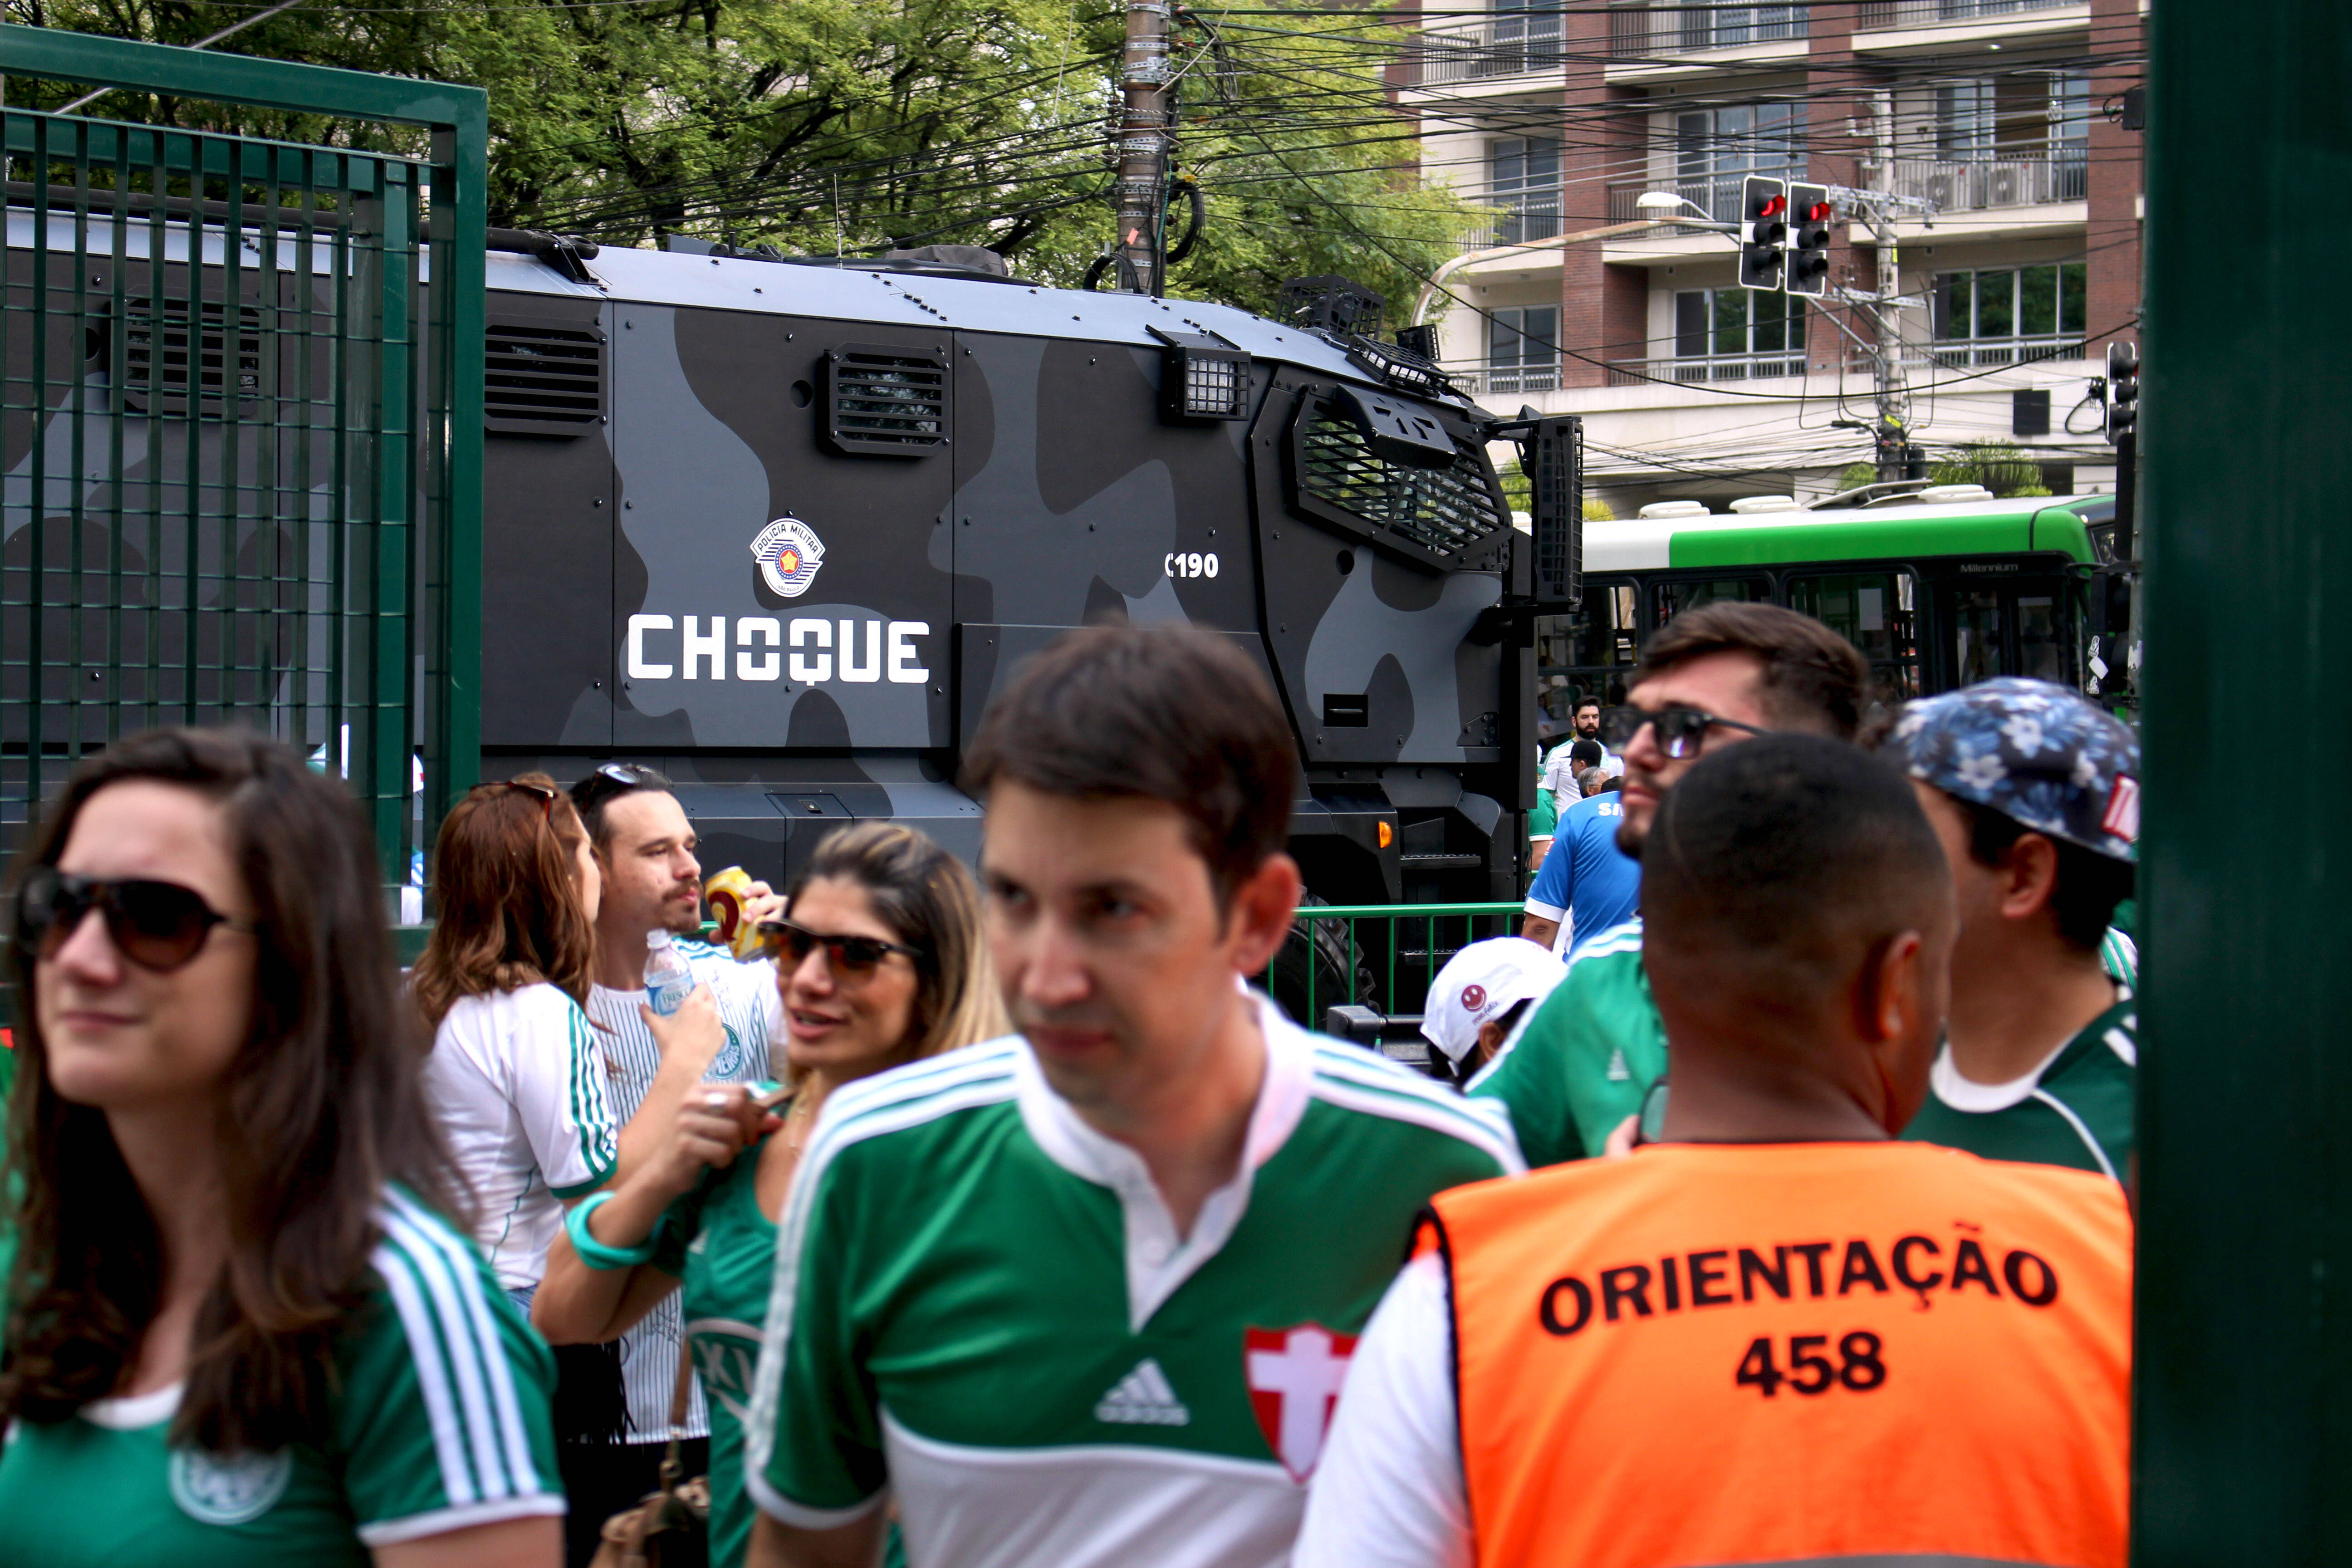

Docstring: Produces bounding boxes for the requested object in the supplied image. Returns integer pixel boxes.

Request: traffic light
[1738,176,1787,292]
[2106,340,2139,444]
[1785,182,1832,297]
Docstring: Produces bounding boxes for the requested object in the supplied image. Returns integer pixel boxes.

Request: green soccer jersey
[1901,992,2138,1180]
[746,996,1521,1568]
[650,1086,784,1568]
[0,1186,563,1565]
[1469,919,2142,1171]
[1467,916,1656,1167]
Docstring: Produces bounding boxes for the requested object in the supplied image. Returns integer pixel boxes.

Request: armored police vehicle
[478,236,1570,909]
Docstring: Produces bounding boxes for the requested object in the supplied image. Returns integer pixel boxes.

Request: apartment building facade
[1401,0,2147,511]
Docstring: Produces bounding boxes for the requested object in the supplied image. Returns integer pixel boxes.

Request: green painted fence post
[2134,1,2352,1561]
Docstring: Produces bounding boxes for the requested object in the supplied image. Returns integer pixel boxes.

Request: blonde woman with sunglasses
[533,821,1005,1568]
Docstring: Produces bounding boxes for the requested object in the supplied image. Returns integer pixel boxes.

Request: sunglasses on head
[15,867,250,974]
[495,778,559,820]
[758,919,925,980]
[1597,703,1771,760]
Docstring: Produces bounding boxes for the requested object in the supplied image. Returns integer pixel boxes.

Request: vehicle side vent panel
[486,319,605,436]
[824,343,951,457]
[1290,393,1510,572]
[117,297,265,418]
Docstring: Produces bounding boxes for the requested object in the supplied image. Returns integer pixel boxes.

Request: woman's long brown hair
[0,727,460,1453]
[408,773,594,1028]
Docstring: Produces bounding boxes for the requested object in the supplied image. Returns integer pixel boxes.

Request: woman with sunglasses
[0,728,564,1563]
[412,776,624,1306]
[532,821,1006,1568]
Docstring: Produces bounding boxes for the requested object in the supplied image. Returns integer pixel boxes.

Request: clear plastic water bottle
[645,930,696,1016]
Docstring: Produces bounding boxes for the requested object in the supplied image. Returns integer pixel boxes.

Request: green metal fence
[1263,900,1522,1034]
[0,27,485,890]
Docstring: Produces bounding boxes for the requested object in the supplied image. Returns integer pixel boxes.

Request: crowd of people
[0,609,2139,1568]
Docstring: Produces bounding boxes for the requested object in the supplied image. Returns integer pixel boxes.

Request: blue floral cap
[1888,677,2140,862]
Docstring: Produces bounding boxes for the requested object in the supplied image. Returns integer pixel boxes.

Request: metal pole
[1864,200,1912,483]
[2135,0,2352,1558]
[1112,0,1172,295]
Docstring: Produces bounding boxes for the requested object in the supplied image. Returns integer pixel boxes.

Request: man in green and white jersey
[1469,603,1871,1166]
[746,626,1521,1568]
[1878,678,2142,1181]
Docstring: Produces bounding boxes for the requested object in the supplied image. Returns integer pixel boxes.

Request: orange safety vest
[1426,1140,2131,1568]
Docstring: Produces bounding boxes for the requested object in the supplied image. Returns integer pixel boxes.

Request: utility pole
[1820,184,1935,481]
[1111,0,1174,295]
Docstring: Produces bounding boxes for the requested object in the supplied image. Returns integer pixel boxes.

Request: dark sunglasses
[15,867,251,974]
[596,763,664,788]
[1597,703,1771,760]
[758,919,925,980]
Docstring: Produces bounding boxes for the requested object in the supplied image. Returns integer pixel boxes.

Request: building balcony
[1920,335,2085,369]
[1607,349,1811,387]
[1870,154,2088,212]
[1857,0,2074,29]
[1608,3,1810,57]
[1460,194,1564,253]
[1448,363,1564,397]
[1407,20,1567,88]
[1606,176,1758,226]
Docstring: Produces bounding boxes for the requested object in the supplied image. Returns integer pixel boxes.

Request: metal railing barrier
[1261,901,1523,1050]
[0,26,488,903]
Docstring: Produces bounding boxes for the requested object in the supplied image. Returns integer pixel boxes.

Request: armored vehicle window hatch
[1334,383,1455,470]
[823,343,952,456]
[1147,324,1251,424]
[116,296,266,418]
[1287,390,1511,573]
[485,318,605,436]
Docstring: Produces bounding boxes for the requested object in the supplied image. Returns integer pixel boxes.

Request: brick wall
[2085,0,2145,357]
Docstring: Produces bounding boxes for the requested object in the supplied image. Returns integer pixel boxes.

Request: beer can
[703,866,764,960]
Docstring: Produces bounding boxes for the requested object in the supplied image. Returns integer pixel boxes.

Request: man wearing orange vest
[1295,735,2132,1568]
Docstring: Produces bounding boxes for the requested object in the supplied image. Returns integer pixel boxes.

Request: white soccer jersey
[424,982,619,1291]
[586,943,782,1441]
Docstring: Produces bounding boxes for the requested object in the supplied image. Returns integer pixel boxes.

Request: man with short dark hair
[1297,736,2132,1568]
[745,625,1521,1568]
[545,763,783,1566]
[1877,679,2141,1180]
[1471,602,1871,1165]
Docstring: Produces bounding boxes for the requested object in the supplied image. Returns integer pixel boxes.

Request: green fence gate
[0,26,485,892]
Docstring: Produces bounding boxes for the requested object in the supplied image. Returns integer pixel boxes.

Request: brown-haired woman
[532,820,1007,1568]
[0,728,564,1564]
[412,775,623,1301]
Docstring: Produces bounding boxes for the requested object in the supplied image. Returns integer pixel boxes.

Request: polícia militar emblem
[751,516,826,598]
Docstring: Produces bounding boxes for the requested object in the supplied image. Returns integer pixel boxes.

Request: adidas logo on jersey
[1094,1358,1191,1427]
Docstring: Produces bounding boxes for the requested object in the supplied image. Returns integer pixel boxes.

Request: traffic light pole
[1819,184,1934,482]
[1112,0,1174,296]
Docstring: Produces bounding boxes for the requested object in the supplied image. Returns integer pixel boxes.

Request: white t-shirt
[586,940,784,1442]
[1539,742,1620,814]
[1293,1252,1468,1568]
[424,983,620,1292]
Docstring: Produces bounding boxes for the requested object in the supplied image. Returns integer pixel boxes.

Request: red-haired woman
[0,728,564,1563]
[411,776,622,1300]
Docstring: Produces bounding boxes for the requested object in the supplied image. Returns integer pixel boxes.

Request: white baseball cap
[1419,937,1567,1064]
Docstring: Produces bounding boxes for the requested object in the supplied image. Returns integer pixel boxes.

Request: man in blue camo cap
[1873,677,2140,1182]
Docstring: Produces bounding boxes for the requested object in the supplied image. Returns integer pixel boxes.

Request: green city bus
[1537,487,2129,717]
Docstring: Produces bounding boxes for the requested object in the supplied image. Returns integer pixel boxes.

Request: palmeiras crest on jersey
[1243,1323,1358,1483]
[751,516,826,598]
[169,1446,294,1525]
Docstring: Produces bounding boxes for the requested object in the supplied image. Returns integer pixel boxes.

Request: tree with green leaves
[18,0,1476,317]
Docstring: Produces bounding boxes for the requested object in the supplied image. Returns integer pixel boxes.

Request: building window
[1490,0,1564,70]
[1933,264,2086,363]
[1673,288,1806,375]
[1487,306,1558,392]
[1933,73,2089,200]
[1672,102,1806,218]
[1488,137,1561,242]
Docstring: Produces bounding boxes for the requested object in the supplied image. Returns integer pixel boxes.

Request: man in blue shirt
[1519,786,1640,957]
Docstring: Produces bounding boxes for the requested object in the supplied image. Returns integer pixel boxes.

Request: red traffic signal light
[1740,175,1788,291]
[1785,181,1832,298]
